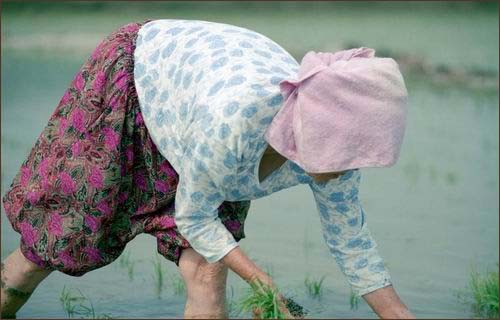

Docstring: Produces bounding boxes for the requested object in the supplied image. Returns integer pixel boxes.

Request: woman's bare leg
[178,248,228,319]
[1,247,53,317]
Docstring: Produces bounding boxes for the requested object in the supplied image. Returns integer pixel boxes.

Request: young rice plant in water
[151,254,166,297]
[240,280,285,319]
[59,286,112,319]
[168,272,186,296]
[117,249,135,281]
[466,265,499,318]
[304,275,326,298]
[350,290,360,310]
[240,279,307,319]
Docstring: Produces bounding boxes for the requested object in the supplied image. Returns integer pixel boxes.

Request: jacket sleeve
[173,144,239,264]
[308,169,392,297]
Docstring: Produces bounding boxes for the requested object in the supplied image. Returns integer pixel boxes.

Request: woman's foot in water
[1,248,53,318]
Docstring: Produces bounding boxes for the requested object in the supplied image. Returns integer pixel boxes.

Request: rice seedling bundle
[240,279,308,319]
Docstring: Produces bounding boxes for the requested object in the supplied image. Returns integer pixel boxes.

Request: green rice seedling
[117,249,136,281]
[60,285,87,318]
[465,265,499,318]
[240,280,308,319]
[59,286,111,319]
[445,171,458,185]
[240,280,287,319]
[127,260,136,281]
[151,254,166,297]
[402,160,420,186]
[349,290,360,310]
[118,249,131,268]
[304,275,326,298]
[302,227,314,255]
[75,298,97,319]
[170,273,186,296]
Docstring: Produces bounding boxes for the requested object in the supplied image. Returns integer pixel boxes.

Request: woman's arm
[363,285,415,319]
[221,246,272,285]
[307,168,415,318]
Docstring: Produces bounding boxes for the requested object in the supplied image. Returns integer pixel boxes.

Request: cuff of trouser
[204,242,240,264]
[354,277,393,297]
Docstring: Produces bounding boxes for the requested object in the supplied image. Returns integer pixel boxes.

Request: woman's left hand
[362,285,416,319]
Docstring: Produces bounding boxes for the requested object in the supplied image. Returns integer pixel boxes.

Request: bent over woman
[1,19,414,318]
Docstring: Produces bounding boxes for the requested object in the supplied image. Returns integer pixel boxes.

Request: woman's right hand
[221,245,273,286]
[221,246,295,318]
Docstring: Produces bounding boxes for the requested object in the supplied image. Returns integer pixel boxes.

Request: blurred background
[1,1,498,318]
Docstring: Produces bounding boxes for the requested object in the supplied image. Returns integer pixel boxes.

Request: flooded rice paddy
[1,3,498,318]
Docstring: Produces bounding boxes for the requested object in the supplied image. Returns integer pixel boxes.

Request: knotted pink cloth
[264,47,408,173]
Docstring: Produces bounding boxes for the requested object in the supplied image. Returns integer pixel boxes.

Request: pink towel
[264,47,408,173]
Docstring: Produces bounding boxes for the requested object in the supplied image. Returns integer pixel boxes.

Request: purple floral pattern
[2,21,250,276]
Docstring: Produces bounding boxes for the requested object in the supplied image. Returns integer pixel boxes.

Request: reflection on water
[403,160,460,187]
